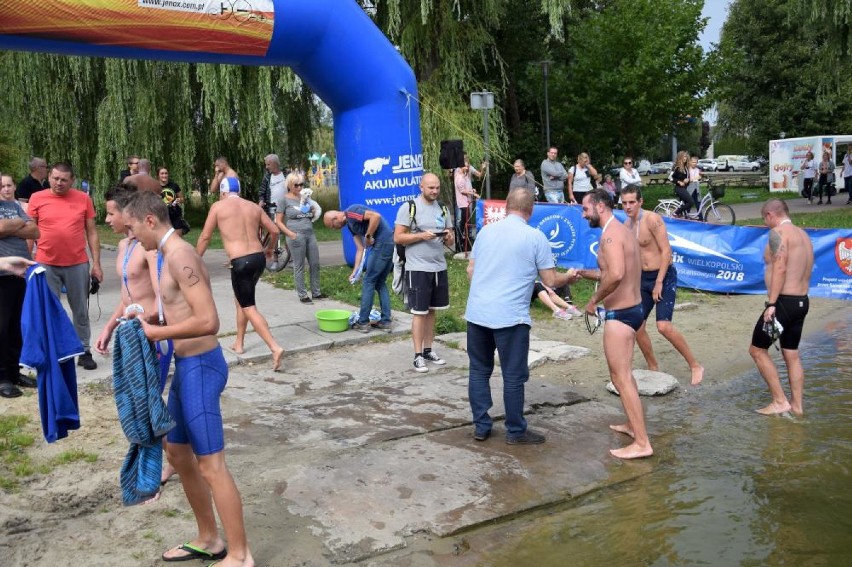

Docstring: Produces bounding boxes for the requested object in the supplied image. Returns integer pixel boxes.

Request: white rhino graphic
[362,156,390,175]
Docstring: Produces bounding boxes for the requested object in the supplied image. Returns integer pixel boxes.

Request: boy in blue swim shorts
[123,191,254,566]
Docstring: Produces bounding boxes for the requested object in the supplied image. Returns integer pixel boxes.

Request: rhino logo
[362,156,390,175]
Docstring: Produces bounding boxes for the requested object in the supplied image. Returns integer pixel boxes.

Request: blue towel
[113,319,175,506]
[20,265,84,443]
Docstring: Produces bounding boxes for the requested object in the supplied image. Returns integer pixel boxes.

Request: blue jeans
[467,322,530,437]
[359,240,394,324]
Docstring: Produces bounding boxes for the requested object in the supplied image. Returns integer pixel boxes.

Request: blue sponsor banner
[476,200,852,300]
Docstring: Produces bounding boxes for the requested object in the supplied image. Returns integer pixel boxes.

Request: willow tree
[360,0,573,184]
[0,52,314,209]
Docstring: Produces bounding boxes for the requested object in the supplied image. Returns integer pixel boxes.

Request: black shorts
[230,252,265,308]
[530,281,546,303]
[406,270,450,315]
[751,294,809,350]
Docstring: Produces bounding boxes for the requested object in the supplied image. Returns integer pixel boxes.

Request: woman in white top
[619,157,642,188]
[843,145,852,204]
[567,152,597,204]
[800,151,816,203]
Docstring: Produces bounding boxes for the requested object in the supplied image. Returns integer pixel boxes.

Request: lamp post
[471,91,495,199]
[537,60,553,149]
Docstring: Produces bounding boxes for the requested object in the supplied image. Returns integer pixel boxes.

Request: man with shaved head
[749,198,814,416]
[394,172,454,372]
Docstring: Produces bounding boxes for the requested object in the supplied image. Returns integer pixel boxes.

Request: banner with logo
[476,200,852,300]
[3,0,275,56]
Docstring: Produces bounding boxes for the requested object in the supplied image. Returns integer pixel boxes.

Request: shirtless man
[196,181,285,370]
[210,156,240,196]
[123,191,254,567]
[749,199,814,416]
[94,186,176,486]
[620,185,704,385]
[570,188,652,459]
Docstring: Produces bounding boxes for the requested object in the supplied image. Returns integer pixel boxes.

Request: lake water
[480,314,852,567]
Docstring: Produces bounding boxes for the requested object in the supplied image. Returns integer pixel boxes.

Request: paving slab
[279,401,642,563]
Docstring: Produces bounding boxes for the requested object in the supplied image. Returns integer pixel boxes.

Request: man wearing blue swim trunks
[123,191,254,567]
[570,188,652,460]
[620,185,704,386]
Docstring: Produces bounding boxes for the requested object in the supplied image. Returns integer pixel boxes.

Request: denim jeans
[359,240,394,324]
[467,322,530,437]
[288,229,321,298]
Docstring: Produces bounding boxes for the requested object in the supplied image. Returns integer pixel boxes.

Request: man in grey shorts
[394,172,455,373]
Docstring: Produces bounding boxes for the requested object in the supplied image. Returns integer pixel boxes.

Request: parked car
[697,158,719,172]
[635,159,651,175]
[649,162,673,175]
[715,155,760,172]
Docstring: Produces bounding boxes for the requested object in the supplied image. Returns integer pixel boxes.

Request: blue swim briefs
[167,345,228,456]
[604,304,644,332]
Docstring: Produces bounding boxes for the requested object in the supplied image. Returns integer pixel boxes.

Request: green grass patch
[738,209,852,229]
[263,252,671,332]
[0,415,97,491]
[639,183,773,208]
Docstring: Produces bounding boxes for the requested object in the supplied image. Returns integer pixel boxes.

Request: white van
[716,155,760,172]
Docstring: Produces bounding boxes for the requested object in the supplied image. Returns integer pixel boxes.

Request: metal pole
[541,61,551,149]
[671,126,677,162]
[483,107,491,199]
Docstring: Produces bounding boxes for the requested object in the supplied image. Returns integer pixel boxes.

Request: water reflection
[481,315,852,567]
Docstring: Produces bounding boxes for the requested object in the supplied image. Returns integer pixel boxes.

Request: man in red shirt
[28,162,103,370]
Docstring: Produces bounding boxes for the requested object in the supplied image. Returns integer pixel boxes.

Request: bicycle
[654,178,736,225]
[259,202,291,272]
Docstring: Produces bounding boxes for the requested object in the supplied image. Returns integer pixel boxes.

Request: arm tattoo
[182,266,201,287]
[768,230,783,256]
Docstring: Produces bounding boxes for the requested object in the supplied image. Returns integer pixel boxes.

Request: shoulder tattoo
[768,230,784,256]
[182,265,201,287]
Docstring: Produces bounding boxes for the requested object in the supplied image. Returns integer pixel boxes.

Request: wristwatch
[764,301,775,308]
[365,234,374,241]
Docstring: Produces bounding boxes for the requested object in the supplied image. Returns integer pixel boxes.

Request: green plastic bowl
[315,309,352,333]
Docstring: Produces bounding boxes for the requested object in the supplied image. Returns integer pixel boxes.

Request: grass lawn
[738,208,852,228]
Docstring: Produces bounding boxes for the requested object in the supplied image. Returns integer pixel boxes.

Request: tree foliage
[0,53,314,207]
[713,0,852,153]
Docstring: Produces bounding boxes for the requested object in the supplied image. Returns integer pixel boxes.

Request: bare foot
[691,365,704,386]
[161,463,176,485]
[756,400,792,415]
[216,553,256,567]
[229,343,245,355]
[271,347,285,371]
[647,364,659,372]
[791,406,803,417]
[141,491,161,505]
[610,442,653,460]
[609,424,635,438]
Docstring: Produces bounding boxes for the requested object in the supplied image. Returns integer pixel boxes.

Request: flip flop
[162,542,227,562]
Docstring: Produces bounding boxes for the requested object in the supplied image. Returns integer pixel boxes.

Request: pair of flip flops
[162,542,227,562]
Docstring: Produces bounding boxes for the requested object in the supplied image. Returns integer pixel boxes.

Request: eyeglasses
[623,161,632,165]
[129,161,139,165]
[584,308,605,335]
[293,183,304,187]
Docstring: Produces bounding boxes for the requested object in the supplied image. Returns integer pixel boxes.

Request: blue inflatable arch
[0,0,423,263]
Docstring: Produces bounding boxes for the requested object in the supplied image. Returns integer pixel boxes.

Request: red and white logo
[836,237,852,276]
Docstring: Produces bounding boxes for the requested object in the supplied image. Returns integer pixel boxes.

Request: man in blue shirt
[465,188,573,444]
[324,205,395,331]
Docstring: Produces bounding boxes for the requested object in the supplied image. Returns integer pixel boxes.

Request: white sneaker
[423,351,446,365]
[413,355,429,372]
[564,304,583,317]
[553,309,572,320]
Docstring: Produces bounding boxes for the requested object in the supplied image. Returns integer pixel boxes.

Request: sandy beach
[0,283,844,566]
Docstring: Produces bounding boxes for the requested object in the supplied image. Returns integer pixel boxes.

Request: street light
[536,60,553,149]
[471,91,495,199]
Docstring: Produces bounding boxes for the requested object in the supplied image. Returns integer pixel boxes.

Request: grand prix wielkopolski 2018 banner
[476,200,852,301]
